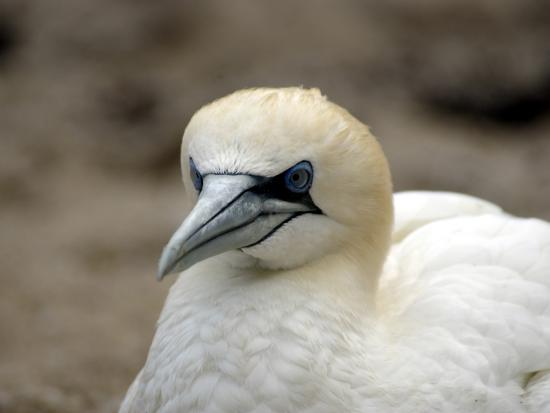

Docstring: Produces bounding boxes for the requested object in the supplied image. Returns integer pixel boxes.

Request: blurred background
[1,0,549,411]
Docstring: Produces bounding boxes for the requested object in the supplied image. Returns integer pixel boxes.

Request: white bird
[120,88,550,413]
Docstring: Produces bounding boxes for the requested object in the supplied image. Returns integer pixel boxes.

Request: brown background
[1,1,549,411]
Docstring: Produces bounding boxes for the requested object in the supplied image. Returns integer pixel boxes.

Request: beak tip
[157,246,177,281]
[156,268,167,282]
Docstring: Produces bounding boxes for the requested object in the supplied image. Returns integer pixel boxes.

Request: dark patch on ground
[0,17,18,65]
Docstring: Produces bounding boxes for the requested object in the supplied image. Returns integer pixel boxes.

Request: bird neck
[246,234,388,315]
[164,256,379,357]
[338,229,394,295]
[289,248,383,313]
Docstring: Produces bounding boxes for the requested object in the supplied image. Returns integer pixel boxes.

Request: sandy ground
[1,1,549,411]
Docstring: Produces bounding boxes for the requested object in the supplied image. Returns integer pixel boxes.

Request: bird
[119,87,550,413]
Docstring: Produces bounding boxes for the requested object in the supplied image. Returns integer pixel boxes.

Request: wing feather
[380,192,550,391]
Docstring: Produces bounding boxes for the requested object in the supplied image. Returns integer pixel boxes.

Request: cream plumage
[120,88,550,413]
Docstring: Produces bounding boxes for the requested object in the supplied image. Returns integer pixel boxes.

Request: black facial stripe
[185,185,253,243]
[242,211,308,249]
[204,160,321,212]
[185,212,260,257]
[250,172,318,210]
[194,170,321,243]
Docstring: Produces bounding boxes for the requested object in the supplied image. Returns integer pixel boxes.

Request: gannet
[120,88,550,413]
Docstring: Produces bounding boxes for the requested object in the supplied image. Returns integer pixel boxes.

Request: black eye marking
[251,160,318,210]
[189,158,203,192]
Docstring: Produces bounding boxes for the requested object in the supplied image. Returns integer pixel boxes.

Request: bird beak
[157,174,316,280]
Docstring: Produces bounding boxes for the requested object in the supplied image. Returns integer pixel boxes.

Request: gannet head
[158,88,393,280]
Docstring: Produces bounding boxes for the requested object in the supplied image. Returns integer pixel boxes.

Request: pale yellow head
[158,88,392,274]
[157,87,394,276]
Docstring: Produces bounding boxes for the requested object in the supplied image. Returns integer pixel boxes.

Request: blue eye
[189,158,203,191]
[284,161,313,193]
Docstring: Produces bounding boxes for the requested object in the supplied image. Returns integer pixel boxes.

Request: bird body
[120,88,550,413]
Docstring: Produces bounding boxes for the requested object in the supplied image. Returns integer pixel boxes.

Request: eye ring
[189,158,203,192]
[284,161,313,193]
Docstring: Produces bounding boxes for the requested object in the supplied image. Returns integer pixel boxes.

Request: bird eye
[284,161,313,193]
[189,158,203,192]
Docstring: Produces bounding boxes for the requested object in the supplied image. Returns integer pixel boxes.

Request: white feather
[120,89,550,413]
[121,192,550,413]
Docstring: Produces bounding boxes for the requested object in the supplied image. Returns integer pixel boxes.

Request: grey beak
[157,174,315,280]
